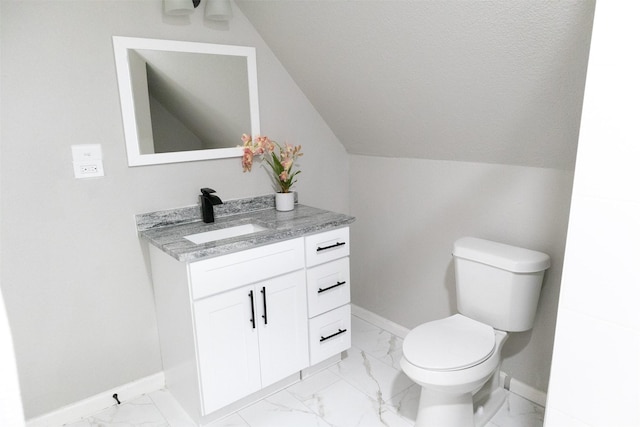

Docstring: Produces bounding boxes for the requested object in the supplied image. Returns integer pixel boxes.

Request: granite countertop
[136,195,355,263]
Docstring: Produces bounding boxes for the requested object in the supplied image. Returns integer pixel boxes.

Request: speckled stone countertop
[136,194,355,262]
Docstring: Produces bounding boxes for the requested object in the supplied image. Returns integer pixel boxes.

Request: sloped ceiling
[236,0,595,170]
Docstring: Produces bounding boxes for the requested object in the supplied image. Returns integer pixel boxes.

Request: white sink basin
[184,224,268,244]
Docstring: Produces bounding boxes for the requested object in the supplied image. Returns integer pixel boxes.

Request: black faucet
[200,188,223,223]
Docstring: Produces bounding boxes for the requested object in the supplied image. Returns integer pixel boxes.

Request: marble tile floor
[64,315,545,427]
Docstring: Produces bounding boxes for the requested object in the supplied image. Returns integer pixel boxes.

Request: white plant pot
[275,192,295,211]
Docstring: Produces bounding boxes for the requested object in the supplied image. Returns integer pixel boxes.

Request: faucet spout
[200,188,223,223]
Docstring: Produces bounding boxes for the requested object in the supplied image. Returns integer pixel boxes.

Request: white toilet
[400,237,550,427]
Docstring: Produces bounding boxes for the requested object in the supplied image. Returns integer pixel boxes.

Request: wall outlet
[73,162,104,178]
[81,164,98,174]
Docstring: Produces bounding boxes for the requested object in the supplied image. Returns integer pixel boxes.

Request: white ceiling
[236,0,595,170]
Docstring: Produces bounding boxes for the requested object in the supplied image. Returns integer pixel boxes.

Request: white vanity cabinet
[149,238,309,421]
[148,226,352,425]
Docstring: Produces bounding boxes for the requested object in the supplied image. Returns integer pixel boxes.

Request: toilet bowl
[400,237,550,427]
[400,315,509,426]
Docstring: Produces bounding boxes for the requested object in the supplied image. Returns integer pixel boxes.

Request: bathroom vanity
[136,195,354,424]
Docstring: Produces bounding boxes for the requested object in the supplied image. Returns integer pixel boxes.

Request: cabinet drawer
[308,304,351,365]
[306,258,350,317]
[189,238,304,300]
[304,227,350,267]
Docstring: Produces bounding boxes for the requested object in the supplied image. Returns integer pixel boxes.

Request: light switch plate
[72,144,104,178]
[71,144,102,161]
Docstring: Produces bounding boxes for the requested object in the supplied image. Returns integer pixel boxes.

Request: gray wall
[349,155,573,392]
[0,0,348,419]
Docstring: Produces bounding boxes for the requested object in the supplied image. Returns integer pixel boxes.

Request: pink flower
[242,148,254,172]
[264,139,275,153]
[240,133,303,193]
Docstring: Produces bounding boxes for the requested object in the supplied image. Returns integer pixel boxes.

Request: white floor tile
[148,389,197,427]
[205,413,251,427]
[329,346,415,403]
[286,369,342,401]
[64,395,169,427]
[299,379,412,427]
[487,393,545,427]
[63,420,92,427]
[351,316,404,370]
[386,383,422,423]
[238,389,330,427]
[67,315,545,427]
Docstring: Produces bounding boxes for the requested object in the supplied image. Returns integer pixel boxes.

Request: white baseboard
[351,304,411,338]
[351,304,547,408]
[506,376,547,407]
[26,372,165,427]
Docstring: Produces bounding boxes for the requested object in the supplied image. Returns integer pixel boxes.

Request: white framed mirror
[113,36,260,166]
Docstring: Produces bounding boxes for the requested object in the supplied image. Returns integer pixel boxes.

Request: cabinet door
[194,285,261,415]
[256,269,309,387]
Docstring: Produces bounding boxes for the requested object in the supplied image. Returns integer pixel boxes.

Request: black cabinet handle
[318,281,347,294]
[316,241,346,252]
[249,290,256,329]
[261,286,268,325]
[320,328,347,342]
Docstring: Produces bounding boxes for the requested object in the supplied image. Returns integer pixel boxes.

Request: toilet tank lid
[453,237,551,273]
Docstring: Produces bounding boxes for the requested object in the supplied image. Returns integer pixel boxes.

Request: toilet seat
[403,314,496,371]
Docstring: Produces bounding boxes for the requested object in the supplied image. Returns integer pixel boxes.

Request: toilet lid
[403,314,496,371]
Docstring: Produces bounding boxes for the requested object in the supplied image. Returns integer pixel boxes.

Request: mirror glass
[113,37,260,166]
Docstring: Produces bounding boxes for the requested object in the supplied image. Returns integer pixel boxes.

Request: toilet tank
[452,237,551,332]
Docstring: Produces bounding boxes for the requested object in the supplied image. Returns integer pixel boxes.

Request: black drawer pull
[318,281,346,294]
[320,328,347,342]
[261,286,268,325]
[249,290,256,329]
[316,241,346,252]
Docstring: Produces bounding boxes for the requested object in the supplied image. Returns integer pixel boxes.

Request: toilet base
[411,362,508,427]
[413,385,507,427]
[415,389,474,427]
[473,369,507,426]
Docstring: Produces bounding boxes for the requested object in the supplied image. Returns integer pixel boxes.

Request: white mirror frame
[113,36,260,166]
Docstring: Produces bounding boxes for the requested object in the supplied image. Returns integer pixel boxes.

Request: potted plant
[241,134,303,211]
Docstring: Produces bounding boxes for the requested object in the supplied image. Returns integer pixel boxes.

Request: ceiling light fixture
[204,0,233,21]
[163,0,232,21]
[164,0,197,16]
